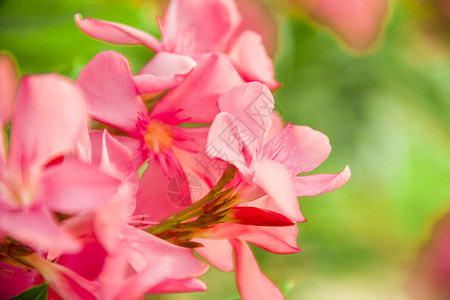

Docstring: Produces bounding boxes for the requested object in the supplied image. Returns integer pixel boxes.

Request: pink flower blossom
[207,82,350,221]
[44,130,209,299]
[0,73,120,254]
[173,82,351,299]
[77,50,243,221]
[294,0,389,51]
[74,0,279,89]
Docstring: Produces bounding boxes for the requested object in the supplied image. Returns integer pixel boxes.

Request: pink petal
[206,112,251,177]
[97,254,127,300]
[90,130,138,186]
[297,0,388,51]
[231,239,284,300]
[234,0,279,57]
[206,222,300,254]
[253,159,304,222]
[134,52,196,94]
[106,133,147,170]
[123,226,209,276]
[242,225,300,254]
[55,240,107,282]
[44,262,99,300]
[162,0,241,55]
[265,112,285,143]
[263,124,332,175]
[172,126,209,153]
[75,14,161,51]
[134,159,188,222]
[218,82,275,154]
[295,165,351,197]
[41,160,120,215]
[0,52,19,125]
[194,238,235,272]
[151,53,243,124]
[94,199,129,254]
[0,206,81,253]
[172,147,227,191]
[0,261,39,299]
[9,74,87,171]
[117,226,209,298]
[147,278,207,294]
[77,51,149,137]
[228,31,280,90]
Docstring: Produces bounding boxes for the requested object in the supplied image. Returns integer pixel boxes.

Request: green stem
[146,165,237,235]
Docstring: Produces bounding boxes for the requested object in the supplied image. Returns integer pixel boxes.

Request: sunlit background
[1,0,449,299]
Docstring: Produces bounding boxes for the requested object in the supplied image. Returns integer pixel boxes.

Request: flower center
[0,172,35,208]
[144,120,173,154]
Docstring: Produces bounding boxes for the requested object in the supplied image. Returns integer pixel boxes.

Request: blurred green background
[1,0,449,299]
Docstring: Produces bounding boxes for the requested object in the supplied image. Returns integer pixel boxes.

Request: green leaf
[137,158,149,179]
[10,283,49,300]
[5,124,10,147]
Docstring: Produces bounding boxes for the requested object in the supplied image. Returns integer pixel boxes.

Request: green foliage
[10,283,49,300]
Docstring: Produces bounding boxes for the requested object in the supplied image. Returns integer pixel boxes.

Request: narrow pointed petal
[75,14,161,51]
[0,52,19,125]
[41,160,120,215]
[253,159,304,222]
[9,74,87,170]
[194,238,235,272]
[147,278,207,294]
[0,206,81,253]
[134,52,196,94]
[77,51,149,137]
[228,31,280,90]
[231,239,284,300]
[263,124,332,175]
[162,0,241,55]
[172,126,209,153]
[89,130,138,186]
[295,165,351,197]
[206,222,300,254]
[151,53,243,124]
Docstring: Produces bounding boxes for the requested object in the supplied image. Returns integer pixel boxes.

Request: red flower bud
[229,207,295,227]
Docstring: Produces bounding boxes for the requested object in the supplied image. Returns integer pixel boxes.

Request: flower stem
[146,165,237,235]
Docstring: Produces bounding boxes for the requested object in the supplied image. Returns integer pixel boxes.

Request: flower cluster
[0,0,350,299]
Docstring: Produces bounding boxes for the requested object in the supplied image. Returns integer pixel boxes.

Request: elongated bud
[228,207,295,227]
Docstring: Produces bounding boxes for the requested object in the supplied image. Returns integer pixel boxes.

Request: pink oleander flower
[77,50,243,221]
[207,82,351,221]
[45,130,209,299]
[0,66,120,254]
[74,0,279,90]
[293,0,389,51]
[171,82,350,299]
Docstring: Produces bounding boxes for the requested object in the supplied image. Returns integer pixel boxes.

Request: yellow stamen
[144,120,173,153]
